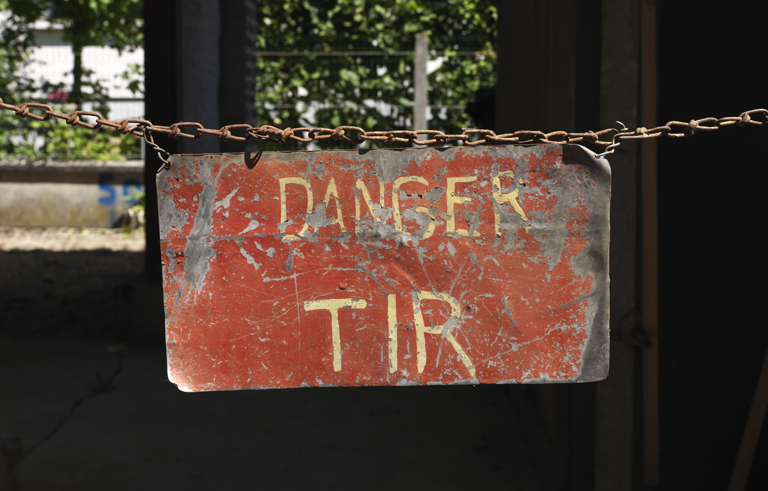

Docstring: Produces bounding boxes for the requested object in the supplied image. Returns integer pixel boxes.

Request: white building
[15,15,145,122]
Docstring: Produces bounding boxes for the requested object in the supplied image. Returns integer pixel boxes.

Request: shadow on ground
[0,249,143,338]
[0,249,539,490]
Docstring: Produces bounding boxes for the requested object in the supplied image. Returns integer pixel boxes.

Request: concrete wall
[0,161,144,227]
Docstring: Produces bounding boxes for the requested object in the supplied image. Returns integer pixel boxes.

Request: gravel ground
[0,227,146,338]
[0,226,145,252]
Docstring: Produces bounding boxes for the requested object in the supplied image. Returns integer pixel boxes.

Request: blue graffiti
[97,173,145,227]
[98,173,116,204]
[98,173,145,206]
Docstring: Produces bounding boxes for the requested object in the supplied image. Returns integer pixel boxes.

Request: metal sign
[157,145,609,391]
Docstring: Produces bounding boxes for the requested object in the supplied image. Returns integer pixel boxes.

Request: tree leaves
[3,0,142,53]
[0,0,142,159]
[255,0,497,150]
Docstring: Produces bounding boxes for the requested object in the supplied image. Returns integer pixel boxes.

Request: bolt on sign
[157,145,610,391]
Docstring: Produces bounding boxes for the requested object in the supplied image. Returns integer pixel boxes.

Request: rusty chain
[1,98,766,170]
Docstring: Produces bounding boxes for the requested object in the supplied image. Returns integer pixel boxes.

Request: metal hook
[596,121,629,159]
[140,128,172,173]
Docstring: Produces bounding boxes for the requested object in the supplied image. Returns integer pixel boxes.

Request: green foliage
[51,0,143,53]
[120,63,144,96]
[0,0,40,100]
[256,0,497,150]
[2,0,497,157]
[0,0,143,159]
[2,0,143,53]
[123,187,145,211]
[2,0,143,97]
[0,103,141,160]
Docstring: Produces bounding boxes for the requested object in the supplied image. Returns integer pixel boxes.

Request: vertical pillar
[495,1,514,134]
[497,3,601,490]
[144,0,177,281]
[219,0,258,154]
[495,1,573,133]
[640,0,660,486]
[595,1,640,490]
[144,0,256,282]
[176,0,221,155]
[413,33,428,143]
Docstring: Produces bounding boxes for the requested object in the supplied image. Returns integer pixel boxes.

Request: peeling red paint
[157,145,610,391]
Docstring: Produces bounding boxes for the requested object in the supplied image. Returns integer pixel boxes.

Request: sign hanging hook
[138,127,172,173]
[596,121,629,159]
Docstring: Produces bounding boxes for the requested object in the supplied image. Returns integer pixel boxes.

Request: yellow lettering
[388,294,397,373]
[412,291,475,377]
[279,177,312,241]
[446,176,480,237]
[492,171,528,236]
[414,207,436,240]
[392,176,434,239]
[304,298,367,372]
[322,177,346,233]
[354,179,385,235]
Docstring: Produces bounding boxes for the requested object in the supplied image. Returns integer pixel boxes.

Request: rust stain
[157,145,610,391]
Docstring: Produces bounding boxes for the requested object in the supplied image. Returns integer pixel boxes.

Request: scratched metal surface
[157,145,610,391]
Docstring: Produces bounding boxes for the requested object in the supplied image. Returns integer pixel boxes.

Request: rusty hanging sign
[157,145,610,391]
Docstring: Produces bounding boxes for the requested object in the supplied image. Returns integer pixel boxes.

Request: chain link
[2,98,766,170]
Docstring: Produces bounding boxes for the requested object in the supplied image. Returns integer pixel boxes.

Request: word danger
[277,172,528,242]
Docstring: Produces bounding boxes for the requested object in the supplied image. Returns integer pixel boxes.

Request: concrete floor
[1,336,539,490]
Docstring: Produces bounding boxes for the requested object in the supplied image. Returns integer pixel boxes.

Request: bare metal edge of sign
[157,144,611,390]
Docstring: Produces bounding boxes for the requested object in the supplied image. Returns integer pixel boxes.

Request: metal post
[413,33,428,144]
[640,0,660,486]
[219,0,257,154]
[144,0,178,281]
[595,1,639,490]
[176,0,221,155]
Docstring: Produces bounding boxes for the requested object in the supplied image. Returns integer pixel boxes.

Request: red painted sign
[157,145,609,391]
